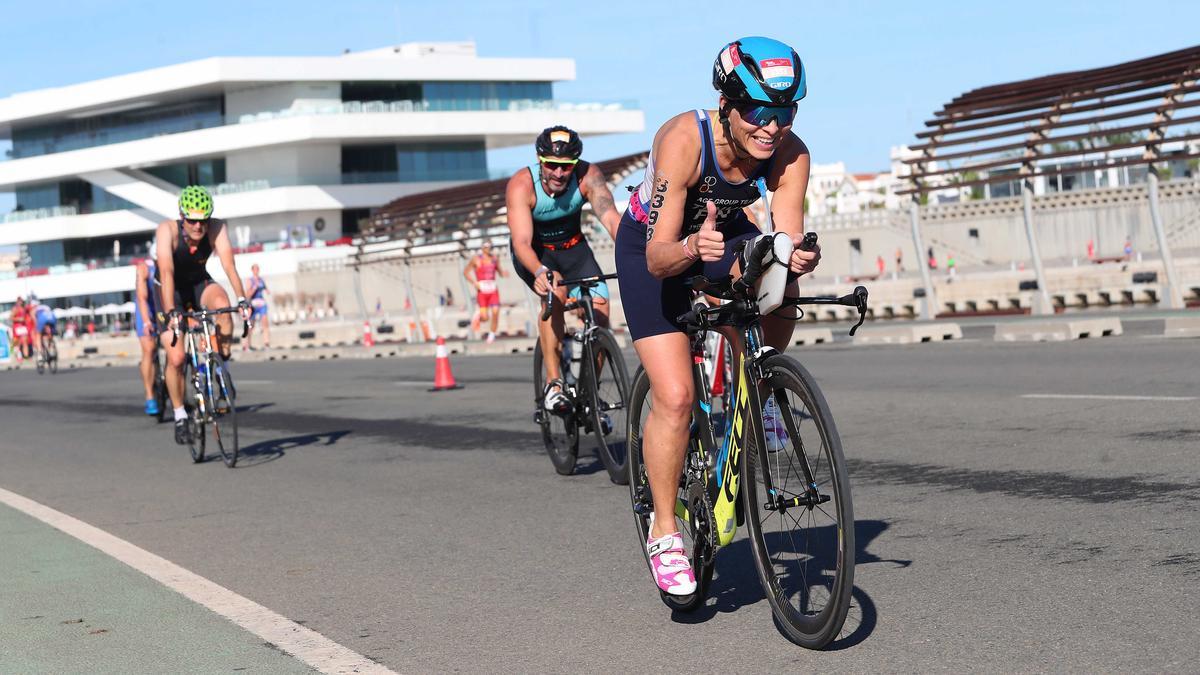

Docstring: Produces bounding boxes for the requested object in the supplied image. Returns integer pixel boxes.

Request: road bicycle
[627,234,868,648]
[171,307,248,467]
[533,271,631,484]
[35,331,58,375]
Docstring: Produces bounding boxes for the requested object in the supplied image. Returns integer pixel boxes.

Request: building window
[342,142,487,183]
[11,96,224,158]
[145,158,227,187]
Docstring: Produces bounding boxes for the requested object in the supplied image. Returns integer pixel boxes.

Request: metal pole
[1020,179,1053,315]
[1146,170,1185,309]
[352,262,368,322]
[403,257,424,343]
[909,198,936,320]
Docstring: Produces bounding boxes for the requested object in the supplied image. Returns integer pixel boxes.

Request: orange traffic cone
[429,336,462,391]
[363,321,375,347]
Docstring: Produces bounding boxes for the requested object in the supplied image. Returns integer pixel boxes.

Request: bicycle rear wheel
[533,340,578,475]
[627,367,714,612]
[743,354,854,649]
[48,340,57,374]
[211,360,239,468]
[182,359,206,462]
[585,328,631,484]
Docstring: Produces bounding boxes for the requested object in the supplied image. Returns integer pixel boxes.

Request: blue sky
[2,0,1199,193]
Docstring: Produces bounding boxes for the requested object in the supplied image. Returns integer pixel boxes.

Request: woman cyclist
[614,36,822,595]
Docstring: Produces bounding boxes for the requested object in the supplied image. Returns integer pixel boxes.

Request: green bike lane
[0,500,314,673]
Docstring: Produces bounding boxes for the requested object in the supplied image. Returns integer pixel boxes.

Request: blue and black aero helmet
[712,37,807,105]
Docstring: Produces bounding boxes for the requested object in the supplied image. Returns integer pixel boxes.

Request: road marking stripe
[1022,394,1196,402]
[0,487,394,675]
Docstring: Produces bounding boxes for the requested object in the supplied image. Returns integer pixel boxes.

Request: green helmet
[178,185,214,220]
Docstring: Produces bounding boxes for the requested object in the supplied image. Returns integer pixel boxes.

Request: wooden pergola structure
[902,45,1200,314]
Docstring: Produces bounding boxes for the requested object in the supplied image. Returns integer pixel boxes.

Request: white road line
[1022,394,1196,402]
[0,487,394,675]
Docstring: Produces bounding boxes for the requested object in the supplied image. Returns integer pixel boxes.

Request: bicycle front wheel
[212,361,239,468]
[183,360,206,463]
[585,328,631,484]
[743,354,854,649]
[626,367,714,612]
[533,340,578,475]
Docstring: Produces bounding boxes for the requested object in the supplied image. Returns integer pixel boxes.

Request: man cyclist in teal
[156,186,251,444]
[506,126,622,412]
[614,37,821,595]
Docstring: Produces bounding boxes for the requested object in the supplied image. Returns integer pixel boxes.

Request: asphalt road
[1,332,1198,672]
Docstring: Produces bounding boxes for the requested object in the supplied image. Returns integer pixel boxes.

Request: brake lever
[848,285,868,336]
[539,272,555,321]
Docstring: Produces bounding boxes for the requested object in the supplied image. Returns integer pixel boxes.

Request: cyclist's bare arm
[210,220,248,300]
[505,171,544,279]
[463,256,478,287]
[763,134,819,275]
[155,220,178,314]
[579,163,621,240]
[645,113,703,279]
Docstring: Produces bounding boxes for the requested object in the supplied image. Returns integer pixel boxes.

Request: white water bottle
[753,232,793,315]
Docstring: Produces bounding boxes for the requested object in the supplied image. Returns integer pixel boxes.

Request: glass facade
[342,81,552,111]
[342,142,487,183]
[144,158,227,187]
[14,179,136,214]
[21,232,154,269]
[10,96,224,159]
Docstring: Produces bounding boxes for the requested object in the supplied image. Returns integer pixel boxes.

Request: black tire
[743,354,854,649]
[48,341,57,375]
[626,367,715,612]
[585,328,631,484]
[533,340,578,475]
[212,361,239,468]
[153,351,168,423]
[35,353,45,375]
[183,359,205,463]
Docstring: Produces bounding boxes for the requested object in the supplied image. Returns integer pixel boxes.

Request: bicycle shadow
[233,430,352,467]
[670,519,907,649]
[234,402,275,414]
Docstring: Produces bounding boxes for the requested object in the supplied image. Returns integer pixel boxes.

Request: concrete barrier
[994,317,1122,342]
[1163,316,1200,339]
[853,322,962,345]
[793,328,834,346]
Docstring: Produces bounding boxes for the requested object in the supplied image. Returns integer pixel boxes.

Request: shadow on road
[669,519,908,650]
[234,402,275,414]
[235,430,352,467]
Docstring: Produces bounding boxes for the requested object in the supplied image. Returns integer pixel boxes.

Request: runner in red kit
[464,240,507,343]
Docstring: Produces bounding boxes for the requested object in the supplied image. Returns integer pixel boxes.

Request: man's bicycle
[533,272,632,484]
[35,331,58,375]
[170,307,248,467]
[627,234,867,648]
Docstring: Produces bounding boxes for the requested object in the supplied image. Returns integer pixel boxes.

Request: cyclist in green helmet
[156,185,252,445]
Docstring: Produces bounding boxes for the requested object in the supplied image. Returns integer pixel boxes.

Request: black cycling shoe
[174,419,192,445]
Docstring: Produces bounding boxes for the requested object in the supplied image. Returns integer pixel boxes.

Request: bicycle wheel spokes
[744,356,854,649]
[588,329,631,484]
[183,359,206,462]
[211,363,239,468]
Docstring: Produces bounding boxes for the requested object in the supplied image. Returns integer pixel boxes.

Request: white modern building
[0,41,643,308]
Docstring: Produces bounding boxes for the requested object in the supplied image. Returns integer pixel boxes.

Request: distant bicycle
[627,233,867,648]
[170,307,247,467]
[35,332,58,375]
[533,271,632,483]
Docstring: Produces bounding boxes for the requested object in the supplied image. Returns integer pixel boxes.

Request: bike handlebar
[540,271,618,321]
[169,306,252,347]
